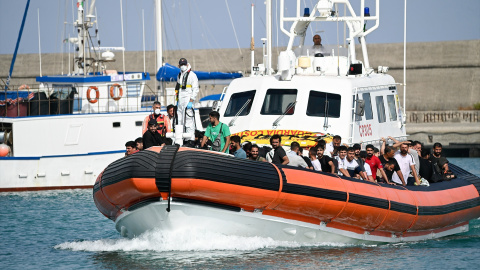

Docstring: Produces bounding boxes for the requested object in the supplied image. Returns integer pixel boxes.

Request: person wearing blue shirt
[230,135,247,159]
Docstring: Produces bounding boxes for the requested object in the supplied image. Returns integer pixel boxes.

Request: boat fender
[18,84,30,90]
[110,83,123,101]
[86,86,100,103]
[0,144,10,157]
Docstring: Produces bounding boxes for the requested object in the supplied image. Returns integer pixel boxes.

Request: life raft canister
[87,86,100,104]
[110,83,123,101]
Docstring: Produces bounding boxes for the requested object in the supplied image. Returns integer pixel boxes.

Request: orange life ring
[110,83,123,101]
[87,86,100,104]
[18,84,30,90]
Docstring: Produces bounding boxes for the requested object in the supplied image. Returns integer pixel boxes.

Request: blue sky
[0,0,479,55]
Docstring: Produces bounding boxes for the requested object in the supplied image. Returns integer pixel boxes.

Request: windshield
[224,90,256,117]
[306,90,341,118]
[260,89,297,115]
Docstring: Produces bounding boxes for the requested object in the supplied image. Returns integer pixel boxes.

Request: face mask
[180,65,188,72]
[154,109,161,115]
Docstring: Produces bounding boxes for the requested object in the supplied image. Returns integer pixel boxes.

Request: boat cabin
[0,72,151,157]
[216,0,406,147]
[219,74,405,147]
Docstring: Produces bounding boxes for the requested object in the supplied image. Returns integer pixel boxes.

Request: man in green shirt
[200,111,231,153]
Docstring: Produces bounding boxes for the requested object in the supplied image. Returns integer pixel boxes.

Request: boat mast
[403,0,407,119]
[155,0,164,104]
[266,0,272,75]
[75,0,85,74]
[155,0,163,70]
[37,9,42,77]
[5,0,31,90]
[251,4,255,72]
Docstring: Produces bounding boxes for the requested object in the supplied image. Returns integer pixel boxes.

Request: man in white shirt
[390,137,421,179]
[308,34,327,56]
[325,135,342,157]
[309,147,322,171]
[335,146,349,176]
[287,143,308,168]
[392,143,421,186]
[344,147,368,180]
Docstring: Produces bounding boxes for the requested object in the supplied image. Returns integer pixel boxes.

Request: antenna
[95,7,101,61]
[142,9,146,74]
[266,0,272,75]
[119,0,126,78]
[251,4,255,72]
[403,0,407,123]
[68,34,71,75]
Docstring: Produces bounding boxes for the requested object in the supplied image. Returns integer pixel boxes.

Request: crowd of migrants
[124,106,455,186]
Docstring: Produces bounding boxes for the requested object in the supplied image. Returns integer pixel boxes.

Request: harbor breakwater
[1,40,478,111]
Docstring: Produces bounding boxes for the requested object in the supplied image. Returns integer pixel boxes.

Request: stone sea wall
[1,40,479,111]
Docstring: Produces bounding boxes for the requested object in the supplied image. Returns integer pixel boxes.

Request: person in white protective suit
[175,58,199,146]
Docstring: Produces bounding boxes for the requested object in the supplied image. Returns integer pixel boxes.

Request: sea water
[1,158,480,270]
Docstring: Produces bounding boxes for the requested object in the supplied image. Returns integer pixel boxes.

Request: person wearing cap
[175,58,199,146]
[143,119,167,149]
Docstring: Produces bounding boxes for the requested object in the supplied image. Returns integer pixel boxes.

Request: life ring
[18,84,30,90]
[110,83,123,101]
[87,86,100,104]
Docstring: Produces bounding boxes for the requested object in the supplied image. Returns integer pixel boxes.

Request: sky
[0,0,479,55]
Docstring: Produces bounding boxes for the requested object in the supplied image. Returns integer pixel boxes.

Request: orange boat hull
[93,146,480,241]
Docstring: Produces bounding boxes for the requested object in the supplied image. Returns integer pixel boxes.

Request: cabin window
[261,89,297,115]
[353,95,361,121]
[387,95,397,121]
[306,91,341,118]
[362,93,374,120]
[375,96,386,123]
[51,84,76,114]
[126,83,141,97]
[224,90,256,117]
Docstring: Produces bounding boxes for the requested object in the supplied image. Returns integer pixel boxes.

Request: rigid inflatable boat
[93,146,480,243]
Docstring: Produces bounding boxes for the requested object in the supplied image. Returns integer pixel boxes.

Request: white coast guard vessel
[219,0,406,148]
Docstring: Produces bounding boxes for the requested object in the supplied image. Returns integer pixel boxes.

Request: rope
[225,0,243,56]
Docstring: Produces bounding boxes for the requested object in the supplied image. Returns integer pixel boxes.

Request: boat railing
[0,83,157,118]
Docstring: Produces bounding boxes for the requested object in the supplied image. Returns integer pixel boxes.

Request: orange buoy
[110,83,123,101]
[0,144,10,157]
[86,86,100,104]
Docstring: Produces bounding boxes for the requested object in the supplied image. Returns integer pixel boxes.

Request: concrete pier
[406,111,480,157]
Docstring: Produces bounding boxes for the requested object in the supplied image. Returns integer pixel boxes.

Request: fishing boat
[93,0,480,243]
[0,0,155,192]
